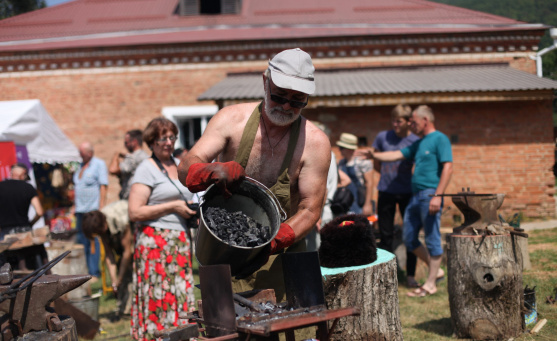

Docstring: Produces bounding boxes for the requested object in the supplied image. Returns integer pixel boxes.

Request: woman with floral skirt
[128,117,197,340]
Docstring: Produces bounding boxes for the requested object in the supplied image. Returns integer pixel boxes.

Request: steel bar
[0,250,71,303]
[233,293,263,313]
[236,306,360,336]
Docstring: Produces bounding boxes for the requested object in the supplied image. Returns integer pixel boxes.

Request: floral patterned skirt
[131,226,195,341]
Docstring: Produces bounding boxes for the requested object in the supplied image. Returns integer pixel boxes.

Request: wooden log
[322,249,402,341]
[531,318,547,334]
[19,316,78,341]
[5,226,50,250]
[447,234,524,340]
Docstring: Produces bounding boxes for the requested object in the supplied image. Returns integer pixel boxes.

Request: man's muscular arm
[178,105,246,185]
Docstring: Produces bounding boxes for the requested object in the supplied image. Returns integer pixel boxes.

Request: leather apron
[231,103,306,302]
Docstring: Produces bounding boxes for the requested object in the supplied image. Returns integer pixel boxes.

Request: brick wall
[1,59,554,221]
[0,66,238,202]
[303,100,556,222]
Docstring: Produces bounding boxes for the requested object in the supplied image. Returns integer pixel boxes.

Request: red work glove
[235,223,296,279]
[186,161,246,197]
[270,223,296,255]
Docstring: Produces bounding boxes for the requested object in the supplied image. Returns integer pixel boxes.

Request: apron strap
[235,104,261,169]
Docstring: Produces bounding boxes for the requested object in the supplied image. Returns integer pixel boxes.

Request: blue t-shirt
[400,131,452,193]
[372,130,419,194]
[73,157,109,213]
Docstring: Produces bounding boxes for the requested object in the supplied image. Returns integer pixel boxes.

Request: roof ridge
[0,0,544,51]
[0,0,79,25]
[407,0,524,24]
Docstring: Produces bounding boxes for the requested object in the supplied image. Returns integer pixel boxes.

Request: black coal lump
[204,207,272,247]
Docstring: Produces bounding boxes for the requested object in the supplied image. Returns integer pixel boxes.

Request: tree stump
[322,249,402,341]
[19,316,78,341]
[514,235,531,270]
[447,234,524,340]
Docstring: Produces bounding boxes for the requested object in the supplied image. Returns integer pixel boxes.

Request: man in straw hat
[336,132,374,215]
[178,48,330,297]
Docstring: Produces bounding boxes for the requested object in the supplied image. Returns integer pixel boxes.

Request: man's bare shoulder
[212,102,259,127]
[304,119,331,152]
[301,119,331,162]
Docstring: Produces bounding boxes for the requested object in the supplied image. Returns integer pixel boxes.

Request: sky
[45,0,74,6]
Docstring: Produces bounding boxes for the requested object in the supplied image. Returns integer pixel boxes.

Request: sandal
[407,278,420,288]
[407,286,437,298]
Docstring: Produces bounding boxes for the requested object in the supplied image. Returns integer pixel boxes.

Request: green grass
[89,229,557,340]
[528,228,557,245]
[399,228,557,340]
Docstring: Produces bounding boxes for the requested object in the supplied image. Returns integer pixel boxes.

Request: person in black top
[0,163,46,270]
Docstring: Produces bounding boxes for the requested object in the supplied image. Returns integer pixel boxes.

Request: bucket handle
[245,176,288,222]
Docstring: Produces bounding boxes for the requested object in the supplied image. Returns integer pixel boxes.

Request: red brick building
[0,0,556,221]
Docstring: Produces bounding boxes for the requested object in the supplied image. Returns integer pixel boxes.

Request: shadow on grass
[413,317,453,338]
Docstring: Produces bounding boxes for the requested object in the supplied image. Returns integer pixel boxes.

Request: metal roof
[0,0,544,52]
[198,64,557,101]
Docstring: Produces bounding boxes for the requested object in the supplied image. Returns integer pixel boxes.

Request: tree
[431,0,557,80]
[0,0,46,20]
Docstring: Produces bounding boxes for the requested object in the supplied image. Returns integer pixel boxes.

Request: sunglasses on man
[267,79,309,109]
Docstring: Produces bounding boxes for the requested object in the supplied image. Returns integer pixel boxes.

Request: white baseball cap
[268,48,315,95]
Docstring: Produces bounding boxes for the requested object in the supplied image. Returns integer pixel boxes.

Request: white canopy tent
[0,99,80,163]
[0,99,80,229]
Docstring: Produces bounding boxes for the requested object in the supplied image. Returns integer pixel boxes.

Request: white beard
[263,87,301,127]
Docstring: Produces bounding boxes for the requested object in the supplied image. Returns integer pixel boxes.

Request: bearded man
[178,48,331,301]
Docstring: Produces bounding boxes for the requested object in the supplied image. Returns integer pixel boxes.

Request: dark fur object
[319,214,377,268]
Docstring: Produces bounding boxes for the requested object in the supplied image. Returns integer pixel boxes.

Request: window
[200,0,220,14]
[177,0,241,16]
[162,105,218,150]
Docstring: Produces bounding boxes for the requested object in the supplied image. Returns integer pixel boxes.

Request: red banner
[0,141,17,180]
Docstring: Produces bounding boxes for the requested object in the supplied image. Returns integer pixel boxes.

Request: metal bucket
[68,292,101,321]
[195,178,286,276]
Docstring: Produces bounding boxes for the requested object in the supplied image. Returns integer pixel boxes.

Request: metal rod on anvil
[0,250,71,303]
[233,293,264,313]
[429,193,496,197]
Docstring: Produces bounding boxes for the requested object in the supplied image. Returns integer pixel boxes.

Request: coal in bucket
[195,178,285,276]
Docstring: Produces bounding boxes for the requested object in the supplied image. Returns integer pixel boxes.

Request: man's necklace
[261,117,290,158]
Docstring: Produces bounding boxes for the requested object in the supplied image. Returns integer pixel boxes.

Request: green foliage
[431,0,557,79]
[0,0,46,19]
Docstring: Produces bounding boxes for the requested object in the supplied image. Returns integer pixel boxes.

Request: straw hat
[336,133,358,150]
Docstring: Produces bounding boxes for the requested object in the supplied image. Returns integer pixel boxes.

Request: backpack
[329,186,354,215]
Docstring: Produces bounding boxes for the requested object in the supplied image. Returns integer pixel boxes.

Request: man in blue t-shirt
[359,105,453,297]
[73,141,109,280]
[372,104,420,287]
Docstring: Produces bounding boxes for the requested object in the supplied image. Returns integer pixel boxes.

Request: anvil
[0,273,90,336]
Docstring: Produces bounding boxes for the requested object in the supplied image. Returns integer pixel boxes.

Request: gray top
[119,149,149,200]
[131,158,193,231]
